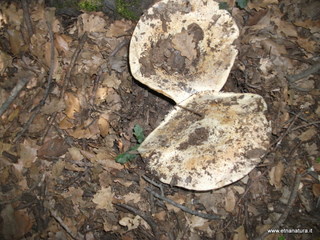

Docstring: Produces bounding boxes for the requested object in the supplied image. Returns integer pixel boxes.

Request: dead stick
[60,32,88,98]
[287,62,320,83]
[114,203,161,238]
[254,173,302,240]
[21,0,34,43]
[0,77,31,117]
[145,187,221,220]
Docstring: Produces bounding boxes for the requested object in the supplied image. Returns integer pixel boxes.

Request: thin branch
[60,32,88,98]
[287,62,320,83]
[49,208,84,240]
[14,21,56,142]
[114,203,161,238]
[254,173,302,240]
[0,77,31,117]
[21,0,34,43]
[142,175,164,196]
[145,187,221,220]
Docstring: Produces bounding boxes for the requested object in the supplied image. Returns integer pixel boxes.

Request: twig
[60,32,88,98]
[254,173,302,240]
[110,38,130,57]
[0,77,32,117]
[114,203,161,238]
[14,20,56,142]
[270,112,301,151]
[287,62,320,83]
[145,187,221,220]
[142,175,164,196]
[49,208,84,240]
[21,0,34,43]
[291,121,320,131]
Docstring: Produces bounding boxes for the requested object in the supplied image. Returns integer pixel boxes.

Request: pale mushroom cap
[138,92,271,191]
[129,0,239,103]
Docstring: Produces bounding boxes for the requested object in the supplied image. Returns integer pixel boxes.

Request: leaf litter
[0,0,319,239]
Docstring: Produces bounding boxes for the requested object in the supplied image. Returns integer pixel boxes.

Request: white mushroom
[129,0,239,103]
[129,0,271,190]
[138,92,270,190]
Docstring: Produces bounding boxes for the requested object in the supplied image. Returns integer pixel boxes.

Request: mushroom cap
[138,92,271,191]
[129,0,239,103]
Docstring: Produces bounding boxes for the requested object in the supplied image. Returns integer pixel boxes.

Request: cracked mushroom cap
[138,92,271,191]
[129,0,239,103]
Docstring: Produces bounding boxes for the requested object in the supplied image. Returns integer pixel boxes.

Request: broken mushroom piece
[138,92,271,191]
[129,0,239,103]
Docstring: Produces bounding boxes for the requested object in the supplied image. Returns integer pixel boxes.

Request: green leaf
[219,2,229,10]
[278,236,286,240]
[115,145,139,164]
[316,157,320,163]
[115,152,137,164]
[133,124,145,144]
[236,0,248,9]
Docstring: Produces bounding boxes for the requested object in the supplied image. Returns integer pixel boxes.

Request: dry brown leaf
[106,20,133,37]
[296,38,318,53]
[172,29,197,61]
[78,12,108,34]
[68,147,84,162]
[225,189,236,212]
[55,34,72,55]
[312,184,320,197]
[0,204,34,240]
[95,87,109,105]
[64,92,81,119]
[0,50,12,74]
[119,215,146,231]
[98,116,110,137]
[92,187,114,211]
[7,29,26,55]
[102,72,121,89]
[233,226,247,240]
[247,0,278,10]
[299,127,317,142]
[165,193,185,213]
[19,140,38,168]
[62,187,85,206]
[294,20,320,34]
[41,97,65,114]
[37,138,69,158]
[59,118,74,132]
[68,120,100,139]
[268,161,284,189]
[123,192,141,204]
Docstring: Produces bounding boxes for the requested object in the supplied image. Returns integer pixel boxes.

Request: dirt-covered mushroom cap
[129,0,239,103]
[138,92,271,191]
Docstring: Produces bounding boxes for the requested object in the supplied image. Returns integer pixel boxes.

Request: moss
[78,0,103,11]
[115,0,139,20]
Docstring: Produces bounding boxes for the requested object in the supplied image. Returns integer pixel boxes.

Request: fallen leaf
[37,138,69,158]
[269,161,284,189]
[119,215,143,231]
[106,20,133,37]
[64,92,81,119]
[299,127,317,142]
[225,189,236,212]
[312,184,320,197]
[233,225,247,240]
[92,187,114,211]
[123,192,141,204]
